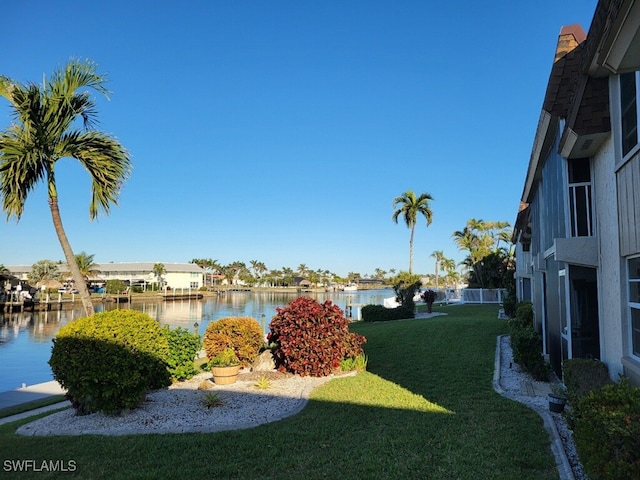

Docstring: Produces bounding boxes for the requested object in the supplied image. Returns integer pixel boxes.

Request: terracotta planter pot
[211,365,240,385]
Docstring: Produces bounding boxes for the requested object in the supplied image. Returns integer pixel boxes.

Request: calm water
[0,289,392,393]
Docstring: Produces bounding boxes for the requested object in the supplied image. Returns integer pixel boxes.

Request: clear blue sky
[0,1,597,277]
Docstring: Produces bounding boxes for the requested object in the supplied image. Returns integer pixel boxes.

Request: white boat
[343,284,358,292]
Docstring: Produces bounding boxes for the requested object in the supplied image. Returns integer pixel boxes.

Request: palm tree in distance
[392,190,434,275]
[430,250,445,288]
[73,251,100,283]
[153,263,166,290]
[0,59,131,316]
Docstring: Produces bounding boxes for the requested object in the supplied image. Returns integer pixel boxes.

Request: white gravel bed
[16,372,339,436]
[497,336,588,480]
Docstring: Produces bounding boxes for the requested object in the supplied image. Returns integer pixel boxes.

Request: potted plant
[210,348,241,385]
[548,385,567,413]
[421,289,438,314]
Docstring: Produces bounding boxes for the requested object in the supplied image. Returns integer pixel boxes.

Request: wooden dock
[1,298,75,313]
[159,292,203,301]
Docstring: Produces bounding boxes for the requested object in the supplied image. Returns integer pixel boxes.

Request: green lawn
[0,305,558,480]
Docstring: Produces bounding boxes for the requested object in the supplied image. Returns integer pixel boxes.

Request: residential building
[5,262,204,290]
[512,0,640,385]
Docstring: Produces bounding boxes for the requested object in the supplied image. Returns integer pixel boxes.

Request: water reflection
[0,289,391,392]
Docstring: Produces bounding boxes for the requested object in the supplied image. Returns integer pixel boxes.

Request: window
[628,257,640,357]
[621,72,638,156]
[567,158,593,236]
[190,281,199,289]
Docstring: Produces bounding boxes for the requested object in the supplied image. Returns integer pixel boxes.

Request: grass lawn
[0,304,557,479]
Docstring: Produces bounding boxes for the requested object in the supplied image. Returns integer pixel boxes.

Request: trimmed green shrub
[49,310,170,414]
[163,326,201,381]
[105,279,127,294]
[269,297,366,377]
[508,302,548,381]
[563,358,613,408]
[502,294,517,319]
[362,304,414,322]
[573,378,640,480]
[203,317,263,367]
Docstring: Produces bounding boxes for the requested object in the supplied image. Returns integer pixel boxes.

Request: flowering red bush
[421,289,438,303]
[269,297,366,377]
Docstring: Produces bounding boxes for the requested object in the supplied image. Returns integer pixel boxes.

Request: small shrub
[210,347,240,367]
[254,374,272,390]
[202,317,263,367]
[573,378,640,480]
[362,304,414,322]
[502,294,517,319]
[201,391,225,408]
[105,279,127,294]
[49,310,171,414]
[341,353,368,372]
[508,302,548,381]
[162,326,201,381]
[269,297,366,377]
[563,358,613,408]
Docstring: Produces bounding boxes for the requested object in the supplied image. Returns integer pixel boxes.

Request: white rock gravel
[16,372,344,437]
[496,335,588,480]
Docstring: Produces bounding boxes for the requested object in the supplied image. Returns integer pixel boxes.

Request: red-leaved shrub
[269,297,366,377]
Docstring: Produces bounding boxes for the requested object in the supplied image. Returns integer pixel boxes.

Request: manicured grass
[0,305,557,479]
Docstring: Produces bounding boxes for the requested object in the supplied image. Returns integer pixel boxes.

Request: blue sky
[0,1,597,277]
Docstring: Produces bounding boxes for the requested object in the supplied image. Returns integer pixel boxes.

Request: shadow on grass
[0,305,558,480]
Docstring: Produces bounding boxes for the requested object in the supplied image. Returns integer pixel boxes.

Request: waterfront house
[5,262,204,291]
[512,0,640,385]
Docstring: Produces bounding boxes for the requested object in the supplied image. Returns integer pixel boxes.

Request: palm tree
[430,250,445,288]
[153,263,166,290]
[0,60,131,316]
[392,190,434,274]
[72,251,100,283]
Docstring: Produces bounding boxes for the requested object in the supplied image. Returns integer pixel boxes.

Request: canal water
[0,289,392,393]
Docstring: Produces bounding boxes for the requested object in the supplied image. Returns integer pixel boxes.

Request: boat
[343,284,358,292]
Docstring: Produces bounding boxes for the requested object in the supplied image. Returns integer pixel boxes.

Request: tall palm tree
[392,190,434,275]
[0,60,131,316]
[430,250,445,288]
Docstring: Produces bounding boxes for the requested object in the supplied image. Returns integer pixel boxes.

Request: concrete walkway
[0,381,66,410]
[493,335,574,480]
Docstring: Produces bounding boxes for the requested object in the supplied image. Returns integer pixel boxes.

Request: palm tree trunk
[409,226,415,275]
[48,197,95,316]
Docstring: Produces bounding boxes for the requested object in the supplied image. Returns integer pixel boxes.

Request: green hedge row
[572,378,640,480]
[361,305,414,322]
[507,302,548,381]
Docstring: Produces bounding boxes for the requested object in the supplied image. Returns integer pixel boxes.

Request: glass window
[567,158,593,237]
[621,72,638,156]
[628,257,640,357]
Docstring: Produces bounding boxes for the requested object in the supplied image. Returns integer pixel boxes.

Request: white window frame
[627,256,640,359]
[566,158,594,237]
[612,72,640,167]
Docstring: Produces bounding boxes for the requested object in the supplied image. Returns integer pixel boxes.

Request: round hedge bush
[202,316,263,367]
[49,310,171,414]
[269,297,366,377]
